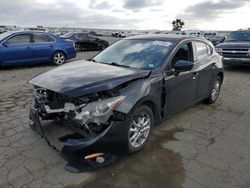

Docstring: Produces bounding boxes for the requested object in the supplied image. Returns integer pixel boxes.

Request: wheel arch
[53,50,67,60]
[217,72,224,82]
[131,98,160,126]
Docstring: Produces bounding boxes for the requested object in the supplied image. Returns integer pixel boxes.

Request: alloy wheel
[211,79,221,101]
[54,52,65,65]
[129,114,151,148]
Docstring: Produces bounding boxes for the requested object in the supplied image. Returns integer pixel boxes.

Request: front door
[164,42,199,117]
[2,34,32,65]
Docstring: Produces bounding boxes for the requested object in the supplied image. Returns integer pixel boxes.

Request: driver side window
[171,42,193,66]
[6,34,31,45]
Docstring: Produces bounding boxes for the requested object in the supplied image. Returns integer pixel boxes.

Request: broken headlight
[74,96,125,124]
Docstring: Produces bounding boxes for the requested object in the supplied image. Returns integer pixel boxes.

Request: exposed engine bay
[33,86,126,139]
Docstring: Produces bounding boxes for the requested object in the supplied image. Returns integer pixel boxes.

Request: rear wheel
[127,105,154,153]
[52,51,66,66]
[205,76,222,104]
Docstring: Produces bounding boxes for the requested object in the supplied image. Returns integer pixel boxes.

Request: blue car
[0,31,77,66]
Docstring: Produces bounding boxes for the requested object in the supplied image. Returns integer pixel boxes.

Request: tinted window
[77,34,88,40]
[171,43,193,65]
[93,39,173,70]
[194,42,208,61]
[34,34,54,43]
[61,32,74,38]
[6,34,30,45]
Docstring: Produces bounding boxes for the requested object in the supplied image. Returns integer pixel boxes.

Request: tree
[172,19,185,31]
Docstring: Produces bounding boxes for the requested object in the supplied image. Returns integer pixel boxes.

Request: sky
[0,0,249,30]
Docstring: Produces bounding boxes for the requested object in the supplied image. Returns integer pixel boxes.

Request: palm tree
[172,19,185,31]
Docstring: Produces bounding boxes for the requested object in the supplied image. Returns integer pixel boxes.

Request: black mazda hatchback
[29,34,223,171]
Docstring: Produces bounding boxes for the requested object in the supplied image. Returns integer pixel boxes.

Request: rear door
[2,34,32,65]
[31,33,55,62]
[193,41,216,99]
[164,42,199,117]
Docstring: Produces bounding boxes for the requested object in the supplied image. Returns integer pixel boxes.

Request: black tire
[52,51,66,66]
[205,76,222,104]
[126,105,154,153]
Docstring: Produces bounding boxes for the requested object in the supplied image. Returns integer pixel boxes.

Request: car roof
[126,34,198,42]
[5,31,52,35]
[233,30,250,33]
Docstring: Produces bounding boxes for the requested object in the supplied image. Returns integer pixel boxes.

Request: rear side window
[33,34,54,43]
[194,42,208,61]
[206,45,213,55]
[6,34,30,45]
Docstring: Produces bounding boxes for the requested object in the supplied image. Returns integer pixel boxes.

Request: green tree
[172,19,185,31]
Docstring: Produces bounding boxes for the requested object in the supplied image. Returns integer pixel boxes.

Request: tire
[52,51,66,66]
[126,105,154,153]
[205,76,222,104]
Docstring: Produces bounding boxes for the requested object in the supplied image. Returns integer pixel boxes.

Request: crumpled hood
[216,42,250,49]
[29,60,150,97]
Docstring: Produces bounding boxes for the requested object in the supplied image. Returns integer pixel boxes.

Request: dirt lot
[0,37,250,188]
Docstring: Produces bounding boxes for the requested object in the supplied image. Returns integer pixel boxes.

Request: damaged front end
[29,86,127,171]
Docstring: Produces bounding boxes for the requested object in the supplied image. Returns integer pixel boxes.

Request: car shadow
[224,65,250,73]
[0,63,52,71]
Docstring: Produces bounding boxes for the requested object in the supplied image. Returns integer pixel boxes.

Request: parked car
[0,31,76,66]
[207,36,224,46]
[215,30,250,65]
[112,32,126,38]
[89,31,104,36]
[61,32,109,51]
[29,35,224,172]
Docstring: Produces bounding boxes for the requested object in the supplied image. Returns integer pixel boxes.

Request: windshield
[61,32,74,38]
[226,32,250,42]
[0,32,12,41]
[93,39,173,70]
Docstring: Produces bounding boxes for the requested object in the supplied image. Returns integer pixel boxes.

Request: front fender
[116,74,163,115]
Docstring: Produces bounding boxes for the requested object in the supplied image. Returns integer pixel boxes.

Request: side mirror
[173,60,193,72]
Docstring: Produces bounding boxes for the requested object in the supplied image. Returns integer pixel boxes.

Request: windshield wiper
[90,60,131,68]
[108,62,130,68]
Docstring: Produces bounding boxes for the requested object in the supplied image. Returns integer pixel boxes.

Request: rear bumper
[223,57,250,65]
[29,101,128,166]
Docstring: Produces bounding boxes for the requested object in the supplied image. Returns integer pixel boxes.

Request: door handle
[192,72,199,79]
[27,46,31,49]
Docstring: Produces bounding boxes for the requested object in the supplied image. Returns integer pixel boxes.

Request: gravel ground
[0,37,250,188]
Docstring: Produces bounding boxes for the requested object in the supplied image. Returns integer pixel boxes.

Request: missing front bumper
[29,101,128,171]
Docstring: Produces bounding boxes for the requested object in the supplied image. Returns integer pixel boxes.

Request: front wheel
[205,76,222,104]
[127,105,154,153]
[52,51,66,66]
